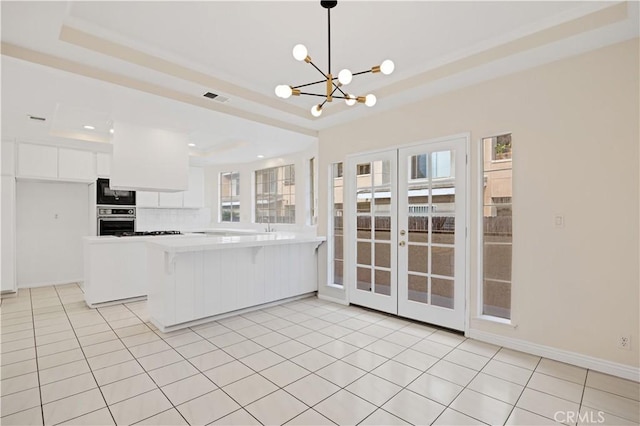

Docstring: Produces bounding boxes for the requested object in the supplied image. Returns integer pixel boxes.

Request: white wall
[205,146,318,233]
[136,207,211,232]
[317,39,639,372]
[16,181,90,287]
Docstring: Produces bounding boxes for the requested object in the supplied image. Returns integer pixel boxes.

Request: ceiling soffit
[1,2,634,136]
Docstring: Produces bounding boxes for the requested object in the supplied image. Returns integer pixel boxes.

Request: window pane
[331,162,344,287]
[220,171,240,223]
[482,134,512,319]
[254,164,295,225]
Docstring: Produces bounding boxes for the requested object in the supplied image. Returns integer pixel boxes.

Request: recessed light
[188,143,196,147]
[83,125,95,130]
[257,155,265,159]
[109,128,114,134]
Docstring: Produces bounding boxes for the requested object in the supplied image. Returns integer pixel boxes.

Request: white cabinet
[1,141,16,176]
[159,191,184,207]
[136,191,159,208]
[17,143,96,182]
[96,153,111,177]
[111,122,188,192]
[1,176,16,292]
[183,167,204,208]
[17,144,58,178]
[58,148,95,181]
[136,167,204,209]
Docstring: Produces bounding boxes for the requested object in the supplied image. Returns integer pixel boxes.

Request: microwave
[96,178,136,206]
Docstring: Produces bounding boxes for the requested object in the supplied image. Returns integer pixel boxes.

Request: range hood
[110,122,189,192]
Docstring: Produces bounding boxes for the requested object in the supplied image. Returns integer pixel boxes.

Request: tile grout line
[51,283,119,426]
[28,288,46,426]
[4,289,638,425]
[502,356,544,424]
[90,300,193,425]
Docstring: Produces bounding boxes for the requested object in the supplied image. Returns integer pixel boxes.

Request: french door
[347,137,467,330]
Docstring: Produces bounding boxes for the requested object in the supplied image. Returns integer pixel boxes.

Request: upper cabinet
[96,153,111,177]
[17,144,58,179]
[136,167,204,209]
[58,148,95,181]
[17,143,96,182]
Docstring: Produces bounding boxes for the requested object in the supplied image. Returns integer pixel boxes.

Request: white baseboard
[18,279,82,289]
[467,329,640,382]
[317,293,349,306]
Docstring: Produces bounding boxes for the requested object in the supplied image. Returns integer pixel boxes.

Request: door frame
[344,133,471,333]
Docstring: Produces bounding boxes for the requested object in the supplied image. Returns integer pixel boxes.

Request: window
[410,152,452,180]
[481,134,513,319]
[492,134,512,161]
[255,164,295,224]
[310,157,317,225]
[330,162,344,286]
[220,172,240,222]
[357,164,371,175]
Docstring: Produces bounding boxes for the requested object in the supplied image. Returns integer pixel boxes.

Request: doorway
[346,136,467,330]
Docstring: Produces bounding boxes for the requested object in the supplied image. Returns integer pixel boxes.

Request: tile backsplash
[137,208,211,231]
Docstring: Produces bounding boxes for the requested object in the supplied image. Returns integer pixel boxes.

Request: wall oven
[97,207,136,236]
[96,178,136,206]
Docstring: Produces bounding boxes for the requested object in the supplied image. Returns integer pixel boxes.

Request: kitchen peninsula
[146,233,325,331]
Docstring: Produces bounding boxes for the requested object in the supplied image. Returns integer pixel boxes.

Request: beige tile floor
[1,283,638,425]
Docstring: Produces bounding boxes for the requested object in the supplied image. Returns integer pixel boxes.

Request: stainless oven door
[98,217,135,236]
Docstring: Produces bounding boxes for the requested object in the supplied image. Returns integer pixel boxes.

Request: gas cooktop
[118,231,182,237]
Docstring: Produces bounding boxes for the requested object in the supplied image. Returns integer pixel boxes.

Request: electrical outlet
[618,335,631,350]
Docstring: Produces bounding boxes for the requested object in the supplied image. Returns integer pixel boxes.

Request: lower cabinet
[147,241,322,331]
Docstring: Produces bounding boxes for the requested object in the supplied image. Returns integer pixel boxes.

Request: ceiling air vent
[27,114,46,121]
[203,92,229,103]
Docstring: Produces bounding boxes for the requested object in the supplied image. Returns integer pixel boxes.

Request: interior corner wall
[316,38,639,369]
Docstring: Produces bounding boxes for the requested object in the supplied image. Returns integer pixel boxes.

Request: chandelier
[275,0,394,117]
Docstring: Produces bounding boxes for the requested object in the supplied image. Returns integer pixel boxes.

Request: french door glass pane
[355,159,392,296]
[432,278,454,308]
[374,269,391,295]
[357,216,372,239]
[432,246,455,277]
[374,243,391,268]
[357,242,371,266]
[432,216,455,244]
[374,216,391,241]
[408,274,428,303]
[405,150,455,309]
[408,245,428,274]
[357,267,371,291]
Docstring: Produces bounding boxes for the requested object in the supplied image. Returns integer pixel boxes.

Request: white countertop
[147,232,325,253]
[83,231,325,251]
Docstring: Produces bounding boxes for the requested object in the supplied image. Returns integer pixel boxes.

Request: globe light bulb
[338,69,352,85]
[345,94,357,106]
[365,94,377,107]
[292,44,308,61]
[275,85,293,99]
[310,105,323,117]
[380,59,395,75]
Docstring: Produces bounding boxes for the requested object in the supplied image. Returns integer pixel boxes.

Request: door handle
[400,230,406,236]
[399,241,406,247]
